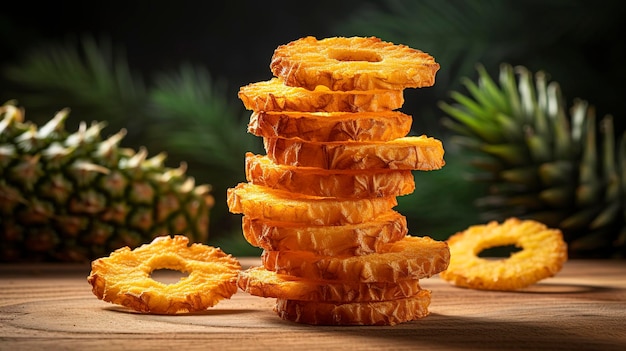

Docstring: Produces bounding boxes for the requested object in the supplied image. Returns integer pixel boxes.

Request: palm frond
[1,35,147,136]
[148,63,261,185]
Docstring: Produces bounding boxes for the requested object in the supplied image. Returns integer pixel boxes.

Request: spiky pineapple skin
[439,64,626,259]
[0,102,214,262]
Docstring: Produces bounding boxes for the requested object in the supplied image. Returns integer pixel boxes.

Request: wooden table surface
[1,258,625,351]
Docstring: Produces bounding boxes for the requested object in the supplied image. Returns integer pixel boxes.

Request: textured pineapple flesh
[241,210,408,256]
[238,265,422,303]
[274,289,432,326]
[261,236,450,283]
[226,182,398,225]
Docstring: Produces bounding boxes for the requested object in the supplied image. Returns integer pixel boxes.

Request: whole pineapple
[0,102,214,262]
[439,64,625,259]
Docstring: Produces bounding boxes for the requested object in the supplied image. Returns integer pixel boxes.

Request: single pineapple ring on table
[242,211,408,256]
[238,77,405,112]
[440,217,568,291]
[274,289,432,326]
[227,182,398,225]
[262,236,450,283]
[245,153,415,198]
[247,109,412,142]
[264,135,446,170]
[270,36,440,91]
[238,266,422,302]
[87,235,241,314]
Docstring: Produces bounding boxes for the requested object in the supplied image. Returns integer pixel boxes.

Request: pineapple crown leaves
[439,63,626,258]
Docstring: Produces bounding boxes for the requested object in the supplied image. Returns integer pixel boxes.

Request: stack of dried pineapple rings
[228,36,450,326]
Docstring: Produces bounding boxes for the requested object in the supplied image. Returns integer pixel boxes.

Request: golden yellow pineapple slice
[242,210,408,256]
[238,77,405,112]
[264,135,445,171]
[245,153,415,198]
[226,182,398,225]
[274,289,431,326]
[247,109,412,142]
[262,235,450,282]
[440,217,568,291]
[238,266,422,302]
[87,235,241,314]
[270,36,440,91]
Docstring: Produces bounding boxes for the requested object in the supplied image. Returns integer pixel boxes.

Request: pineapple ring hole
[477,244,522,258]
[150,268,189,284]
[328,49,382,62]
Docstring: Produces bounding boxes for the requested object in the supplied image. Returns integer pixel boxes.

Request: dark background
[3,0,625,121]
[2,0,625,256]
[1,1,364,100]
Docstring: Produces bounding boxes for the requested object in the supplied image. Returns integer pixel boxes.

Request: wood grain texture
[1,259,625,351]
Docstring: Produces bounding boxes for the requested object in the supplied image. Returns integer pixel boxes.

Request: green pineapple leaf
[440,63,626,258]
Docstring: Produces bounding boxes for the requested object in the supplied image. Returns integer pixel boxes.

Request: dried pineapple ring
[227,182,398,225]
[87,235,241,314]
[245,153,415,198]
[248,109,412,142]
[270,36,440,91]
[262,236,450,283]
[242,211,408,256]
[440,218,568,291]
[238,77,405,112]
[264,135,446,171]
[239,266,422,302]
[274,289,431,326]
